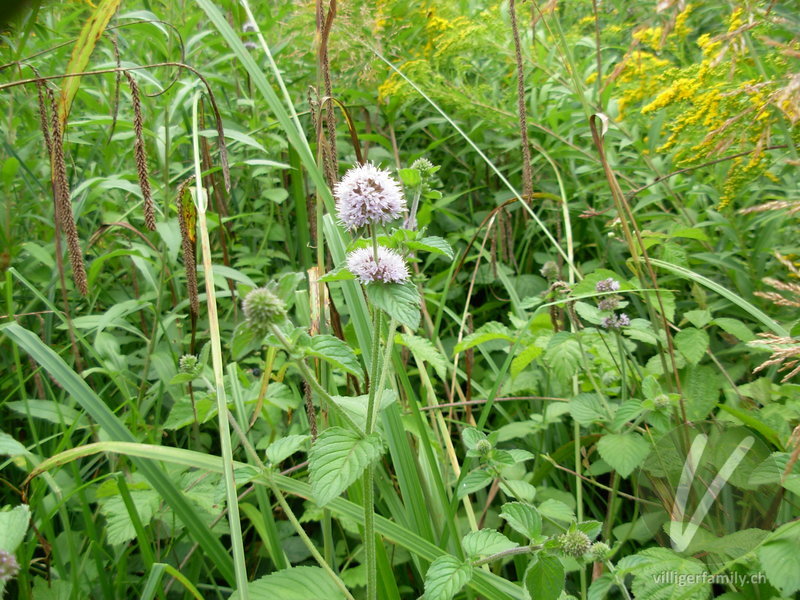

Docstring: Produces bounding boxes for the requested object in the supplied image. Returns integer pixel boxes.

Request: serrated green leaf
[265,435,309,465]
[331,391,397,433]
[454,322,514,353]
[544,332,581,380]
[366,282,421,330]
[537,499,575,523]
[617,547,710,600]
[99,490,160,545]
[674,327,709,365]
[319,266,356,282]
[405,236,454,260]
[758,521,800,596]
[461,427,487,450]
[683,309,712,328]
[305,335,363,380]
[610,400,644,431]
[569,393,608,426]
[308,427,384,506]
[229,566,347,600]
[423,555,472,600]
[524,554,564,600]
[461,529,518,558]
[499,479,537,503]
[395,332,448,380]
[500,502,542,539]
[511,344,543,377]
[163,396,216,430]
[597,433,651,478]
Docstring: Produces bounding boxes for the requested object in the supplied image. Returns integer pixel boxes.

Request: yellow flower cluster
[617,51,672,115]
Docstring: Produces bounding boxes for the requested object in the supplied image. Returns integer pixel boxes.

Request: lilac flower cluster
[601,313,630,330]
[595,278,620,293]
[334,162,406,231]
[347,246,409,285]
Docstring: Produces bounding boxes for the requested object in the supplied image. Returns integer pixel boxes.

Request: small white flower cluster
[334,163,409,285]
[334,162,405,231]
[346,246,409,284]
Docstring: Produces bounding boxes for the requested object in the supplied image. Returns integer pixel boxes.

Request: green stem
[191,91,249,599]
[363,306,383,600]
[471,544,540,567]
[270,484,357,600]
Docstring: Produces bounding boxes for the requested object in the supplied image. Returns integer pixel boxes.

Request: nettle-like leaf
[569,393,608,426]
[597,433,651,478]
[404,235,454,260]
[712,317,755,342]
[500,502,542,539]
[536,499,575,524]
[674,327,709,365]
[229,566,347,600]
[304,335,363,380]
[366,282,421,330]
[395,332,448,380]
[524,554,565,600]
[308,427,385,506]
[544,332,581,381]
[617,547,710,600]
[423,555,472,600]
[99,490,160,545]
[461,529,517,558]
[454,322,514,353]
[758,520,800,596]
[265,434,309,465]
[461,427,488,450]
[331,391,398,432]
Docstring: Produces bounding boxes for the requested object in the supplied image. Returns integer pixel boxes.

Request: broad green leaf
[99,490,160,545]
[229,566,347,600]
[511,344,543,377]
[265,435,310,465]
[597,433,651,478]
[536,499,575,523]
[405,236,454,259]
[396,332,448,380]
[366,282,421,330]
[163,396,216,430]
[524,554,564,600]
[331,391,397,432]
[683,365,720,421]
[424,555,472,600]
[461,529,517,558]
[308,427,384,506]
[674,328,709,365]
[617,547,710,600]
[713,318,755,342]
[588,573,614,600]
[0,505,30,552]
[683,309,712,328]
[461,427,488,450]
[454,322,514,353]
[0,432,29,458]
[758,521,800,596]
[544,332,581,380]
[457,470,493,498]
[500,503,542,539]
[610,400,644,431]
[569,393,608,426]
[499,479,537,503]
[305,335,363,380]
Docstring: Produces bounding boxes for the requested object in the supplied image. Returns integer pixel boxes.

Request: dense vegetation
[1,1,799,599]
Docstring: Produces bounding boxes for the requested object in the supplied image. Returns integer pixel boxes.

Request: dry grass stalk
[48,87,88,296]
[124,71,156,231]
[318,0,338,187]
[176,176,199,317]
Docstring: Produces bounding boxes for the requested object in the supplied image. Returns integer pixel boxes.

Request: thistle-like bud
[242,287,287,335]
[556,530,592,559]
[0,550,20,582]
[540,261,559,280]
[475,439,493,457]
[590,542,611,561]
[178,354,199,375]
[653,394,672,410]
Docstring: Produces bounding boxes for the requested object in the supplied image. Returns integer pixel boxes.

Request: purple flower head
[347,246,409,285]
[601,312,630,330]
[597,297,620,312]
[334,162,406,230]
[595,277,620,293]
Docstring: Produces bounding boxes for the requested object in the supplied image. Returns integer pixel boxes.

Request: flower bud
[243,287,287,335]
[556,530,592,559]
